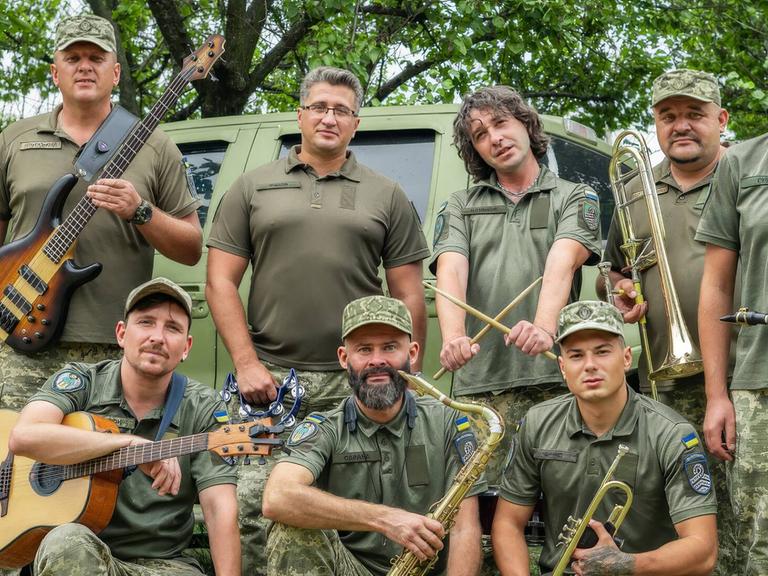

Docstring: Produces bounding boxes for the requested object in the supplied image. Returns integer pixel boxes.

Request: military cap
[125,277,193,320]
[342,295,412,339]
[555,300,624,343]
[652,69,721,107]
[55,14,116,53]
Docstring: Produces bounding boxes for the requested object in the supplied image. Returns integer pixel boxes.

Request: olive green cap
[652,69,721,107]
[556,301,624,343]
[341,296,412,339]
[124,277,193,321]
[55,14,116,53]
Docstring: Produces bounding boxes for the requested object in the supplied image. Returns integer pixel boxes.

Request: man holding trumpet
[492,301,717,576]
[430,86,602,485]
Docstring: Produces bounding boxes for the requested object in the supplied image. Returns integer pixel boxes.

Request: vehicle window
[280,130,436,223]
[544,136,614,239]
[178,141,228,227]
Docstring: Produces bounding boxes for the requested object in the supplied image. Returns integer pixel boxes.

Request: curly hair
[299,66,364,112]
[453,86,550,181]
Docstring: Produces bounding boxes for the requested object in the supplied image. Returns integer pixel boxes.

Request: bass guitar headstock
[184,34,226,81]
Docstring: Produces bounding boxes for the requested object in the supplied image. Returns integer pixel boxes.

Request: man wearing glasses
[205,66,429,575]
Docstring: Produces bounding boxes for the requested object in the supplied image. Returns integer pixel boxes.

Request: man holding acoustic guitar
[7,277,240,576]
[0,13,203,411]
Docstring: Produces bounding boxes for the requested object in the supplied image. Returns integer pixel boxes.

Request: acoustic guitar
[0,34,225,354]
[0,409,279,568]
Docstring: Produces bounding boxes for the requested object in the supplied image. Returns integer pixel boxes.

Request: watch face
[132,201,153,224]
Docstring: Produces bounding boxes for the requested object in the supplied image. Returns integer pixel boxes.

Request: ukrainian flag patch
[681,432,699,449]
[455,416,470,432]
[307,414,326,424]
[213,410,229,424]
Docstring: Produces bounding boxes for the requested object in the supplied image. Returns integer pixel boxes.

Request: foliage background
[0,0,765,139]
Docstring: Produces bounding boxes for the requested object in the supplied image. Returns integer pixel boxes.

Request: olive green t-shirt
[29,359,237,562]
[282,393,488,576]
[696,134,768,390]
[0,106,200,343]
[207,147,430,370]
[603,157,738,392]
[500,387,716,574]
[428,165,602,394]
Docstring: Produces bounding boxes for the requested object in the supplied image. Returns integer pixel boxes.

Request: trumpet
[551,444,634,576]
[609,130,703,394]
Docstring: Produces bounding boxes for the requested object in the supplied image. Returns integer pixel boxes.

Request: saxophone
[388,372,505,576]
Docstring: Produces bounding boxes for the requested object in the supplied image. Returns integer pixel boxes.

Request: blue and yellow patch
[213,409,229,424]
[683,452,711,495]
[307,414,326,424]
[455,416,470,432]
[288,421,318,446]
[681,432,699,449]
[53,371,84,393]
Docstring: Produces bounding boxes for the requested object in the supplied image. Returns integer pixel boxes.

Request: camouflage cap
[341,295,412,339]
[556,301,624,343]
[55,14,116,53]
[124,277,193,321]
[652,69,721,107]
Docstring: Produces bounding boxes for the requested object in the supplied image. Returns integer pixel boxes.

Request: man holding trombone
[492,301,717,576]
[600,69,738,573]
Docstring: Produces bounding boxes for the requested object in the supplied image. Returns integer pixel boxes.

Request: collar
[479,164,558,197]
[285,146,362,182]
[102,359,181,427]
[346,392,416,439]
[656,156,716,195]
[36,104,63,135]
[566,384,640,440]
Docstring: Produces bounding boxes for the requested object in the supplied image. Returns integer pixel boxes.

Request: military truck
[156,103,636,392]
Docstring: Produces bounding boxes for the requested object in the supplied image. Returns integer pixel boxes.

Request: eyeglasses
[301,103,358,118]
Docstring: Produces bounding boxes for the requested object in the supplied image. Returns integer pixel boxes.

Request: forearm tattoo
[578,546,636,575]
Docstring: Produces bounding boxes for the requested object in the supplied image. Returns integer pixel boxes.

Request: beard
[348,360,411,410]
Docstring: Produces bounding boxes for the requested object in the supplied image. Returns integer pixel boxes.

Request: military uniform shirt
[429,165,602,394]
[500,386,717,574]
[282,393,488,576]
[29,359,237,562]
[0,106,200,343]
[696,134,768,390]
[207,147,430,370]
[603,157,738,392]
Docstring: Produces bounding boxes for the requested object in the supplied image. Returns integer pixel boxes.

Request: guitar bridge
[0,449,13,517]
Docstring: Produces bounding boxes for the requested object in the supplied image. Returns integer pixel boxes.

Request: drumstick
[432,276,543,379]
[424,281,557,362]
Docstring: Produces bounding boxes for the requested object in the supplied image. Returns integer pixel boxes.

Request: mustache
[669,131,700,144]
[359,366,399,381]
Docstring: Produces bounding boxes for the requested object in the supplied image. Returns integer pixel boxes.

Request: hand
[236,360,279,405]
[504,321,553,356]
[380,509,445,562]
[87,178,143,220]
[612,278,647,324]
[439,336,479,372]
[571,520,635,575]
[704,395,736,461]
[129,437,182,496]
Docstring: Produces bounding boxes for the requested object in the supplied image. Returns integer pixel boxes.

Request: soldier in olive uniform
[263,295,485,576]
[0,14,202,412]
[492,301,717,576]
[9,278,239,576]
[431,86,602,485]
[697,130,768,574]
[600,69,738,573]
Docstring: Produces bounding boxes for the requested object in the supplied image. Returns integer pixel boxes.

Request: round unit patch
[287,422,318,446]
[683,452,712,495]
[53,371,84,392]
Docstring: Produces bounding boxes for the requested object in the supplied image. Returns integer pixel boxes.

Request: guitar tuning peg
[243,456,251,465]
[257,456,267,465]
[209,72,220,82]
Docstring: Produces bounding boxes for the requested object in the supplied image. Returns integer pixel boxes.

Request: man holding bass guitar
[0,13,202,410]
[8,277,240,576]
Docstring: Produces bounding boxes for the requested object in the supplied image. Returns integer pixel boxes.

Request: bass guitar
[0,409,281,568]
[0,34,225,354]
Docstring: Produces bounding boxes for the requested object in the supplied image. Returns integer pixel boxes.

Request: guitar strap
[74,104,139,182]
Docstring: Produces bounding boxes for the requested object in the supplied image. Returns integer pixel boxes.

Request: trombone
[609,130,703,398]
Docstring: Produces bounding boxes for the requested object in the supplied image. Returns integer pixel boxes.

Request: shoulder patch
[287,421,318,446]
[584,189,599,202]
[433,201,450,248]
[453,430,477,464]
[681,432,699,450]
[455,415,471,432]
[682,452,712,495]
[213,409,230,424]
[53,371,84,393]
[578,199,599,232]
[306,414,326,424]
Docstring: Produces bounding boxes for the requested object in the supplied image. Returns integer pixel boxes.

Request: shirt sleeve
[444,408,488,498]
[553,183,602,266]
[28,363,90,414]
[695,151,740,251]
[206,173,254,259]
[603,209,627,273]
[498,414,541,506]
[149,129,201,218]
[279,415,337,481]
[191,394,239,492]
[381,182,430,268]
[0,130,10,220]
[428,190,470,274]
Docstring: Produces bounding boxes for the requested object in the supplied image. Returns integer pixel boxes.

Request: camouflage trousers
[33,524,202,575]
[0,342,120,411]
[457,383,564,488]
[658,382,740,576]
[235,360,349,576]
[730,389,768,576]
[266,523,371,576]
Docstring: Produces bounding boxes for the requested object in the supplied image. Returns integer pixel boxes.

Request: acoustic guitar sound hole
[29,462,64,495]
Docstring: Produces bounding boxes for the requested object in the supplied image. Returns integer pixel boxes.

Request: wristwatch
[129,200,153,225]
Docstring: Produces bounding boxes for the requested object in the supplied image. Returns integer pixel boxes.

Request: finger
[725,416,737,455]
[588,519,612,544]
[170,460,182,496]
